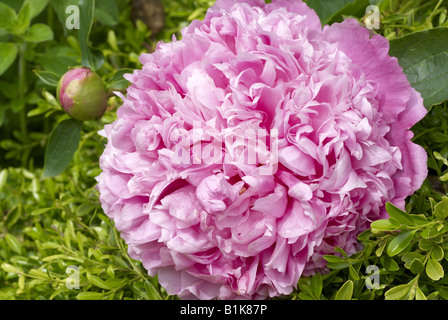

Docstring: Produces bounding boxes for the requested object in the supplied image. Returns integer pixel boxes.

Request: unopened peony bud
[57,68,107,121]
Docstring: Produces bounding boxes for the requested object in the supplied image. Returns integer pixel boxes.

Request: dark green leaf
[0,43,18,77]
[326,0,370,25]
[42,119,82,178]
[33,70,60,87]
[107,68,133,90]
[78,0,104,71]
[387,231,415,257]
[389,27,448,109]
[409,259,424,274]
[305,0,355,26]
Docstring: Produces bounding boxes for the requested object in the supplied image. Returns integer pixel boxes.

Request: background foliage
[0,0,447,300]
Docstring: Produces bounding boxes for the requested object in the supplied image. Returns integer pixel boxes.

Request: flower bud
[57,68,108,121]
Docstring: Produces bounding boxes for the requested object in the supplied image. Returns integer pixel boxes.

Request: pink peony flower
[96,0,427,299]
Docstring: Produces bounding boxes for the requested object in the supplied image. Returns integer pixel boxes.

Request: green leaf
[0,3,17,33]
[415,286,427,300]
[24,23,53,43]
[76,292,104,300]
[310,273,323,299]
[327,0,370,25]
[33,70,60,87]
[385,284,412,300]
[86,273,114,290]
[434,196,448,220]
[381,255,400,272]
[1,263,20,274]
[370,219,397,233]
[23,0,49,19]
[409,258,425,274]
[0,43,18,77]
[334,280,353,300]
[385,202,415,226]
[305,0,356,26]
[389,27,448,109]
[107,68,133,90]
[387,230,415,257]
[426,259,444,281]
[14,1,31,35]
[78,0,104,71]
[431,245,444,261]
[42,118,82,178]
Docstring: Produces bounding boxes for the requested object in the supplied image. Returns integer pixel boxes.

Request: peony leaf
[389,27,448,109]
[78,0,104,71]
[305,0,369,26]
[33,70,60,87]
[42,118,82,178]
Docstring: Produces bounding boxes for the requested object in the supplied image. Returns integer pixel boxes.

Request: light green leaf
[334,280,353,300]
[385,284,412,300]
[389,27,448,109]
[0,43,18,77]
[5,234,23,255]
[1,263,20,274]
[415,287,427,300]
[434,196,448,220]
[370,219,397,233]
[43,118,82,178]
[76,292,104,300]
[310,273,322,299]
[387,230,415,257]
[24,23,54,43]
[426,259,444,281]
